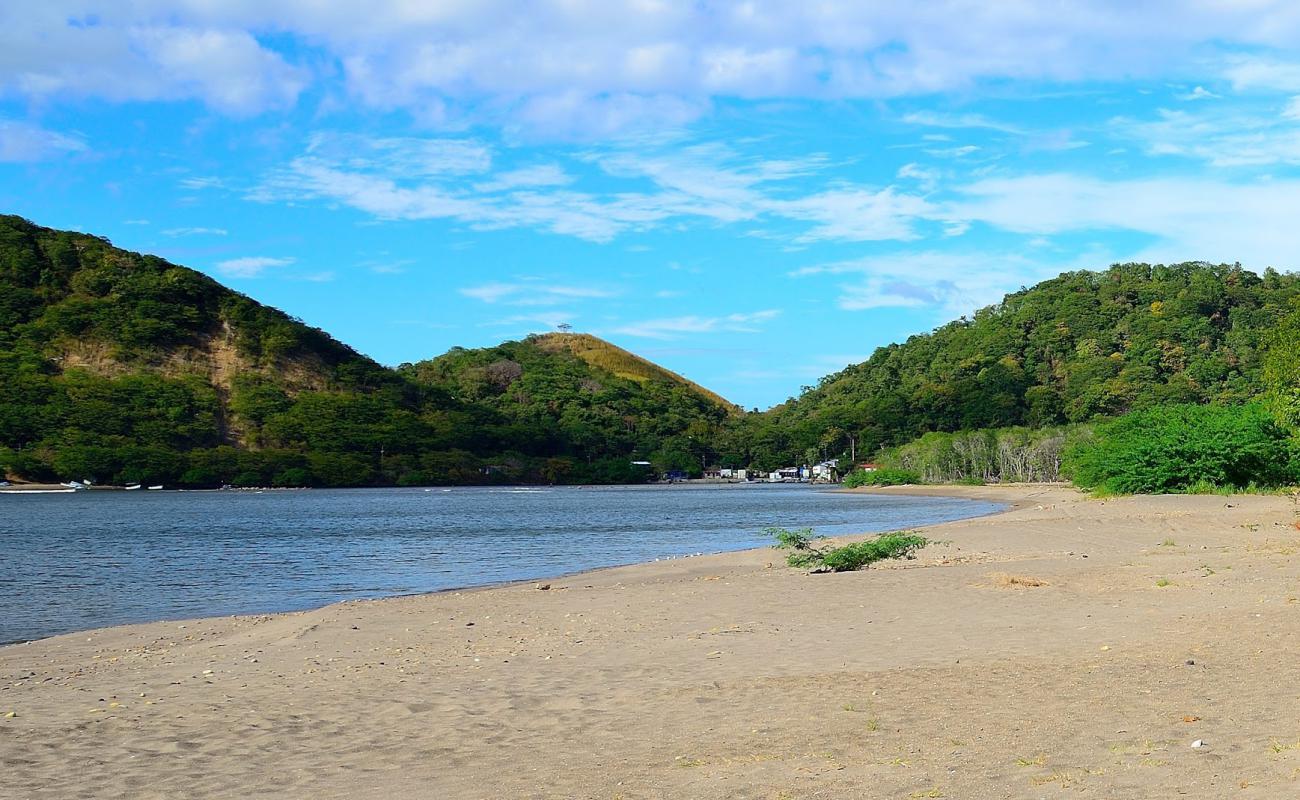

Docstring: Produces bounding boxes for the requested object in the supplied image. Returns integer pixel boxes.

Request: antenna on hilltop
[557,323,573,333]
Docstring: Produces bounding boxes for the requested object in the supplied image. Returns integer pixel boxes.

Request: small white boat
[62,481,87,490]
[147,485,164,491]
[125,484,142,491]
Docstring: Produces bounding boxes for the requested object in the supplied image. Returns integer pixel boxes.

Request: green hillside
[398,334,733,479]
[739,263,1300,470]
[0,216,732,487]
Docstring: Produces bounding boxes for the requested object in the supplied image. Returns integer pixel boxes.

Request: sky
[4,3,1300,409]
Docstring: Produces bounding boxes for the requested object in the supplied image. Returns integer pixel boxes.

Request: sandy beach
[5,484,1300,798]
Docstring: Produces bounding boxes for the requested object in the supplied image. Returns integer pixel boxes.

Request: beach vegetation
[769,527,929,572]
[841,468,922,487]
[879,426,1082,484]
[1063,403,1297,494]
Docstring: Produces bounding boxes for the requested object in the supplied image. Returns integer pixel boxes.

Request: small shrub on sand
[769,527,929,572]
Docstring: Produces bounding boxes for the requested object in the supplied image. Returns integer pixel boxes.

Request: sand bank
[5,484,1300,798]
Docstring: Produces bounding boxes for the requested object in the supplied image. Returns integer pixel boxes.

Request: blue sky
[4,4,1300,408]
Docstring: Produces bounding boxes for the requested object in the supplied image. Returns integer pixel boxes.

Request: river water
[0,483,1003,643]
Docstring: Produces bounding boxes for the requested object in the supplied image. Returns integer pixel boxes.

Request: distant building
[811,460,840,482]
[769,467,801,482]
[857,462,881,472]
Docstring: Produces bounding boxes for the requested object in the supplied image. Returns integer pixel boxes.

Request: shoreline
[8,483,1300,798]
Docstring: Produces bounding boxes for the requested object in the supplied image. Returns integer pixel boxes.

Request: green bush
[1064,403,1297,494]
[769,527,930,572]
[841,467,922,488]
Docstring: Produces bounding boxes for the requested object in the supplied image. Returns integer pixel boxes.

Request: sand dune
[5,485,1300,798]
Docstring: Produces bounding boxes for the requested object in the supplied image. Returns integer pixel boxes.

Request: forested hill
[746,263,1300,467]
[7,213,1299,487]
[0,215,734,486]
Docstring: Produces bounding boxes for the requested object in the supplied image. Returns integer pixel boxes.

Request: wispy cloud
[792,250,1089,316]
[162,226,228,237]
[0,120,85,162]
[252,133,931,244]
[613,309,781,339]
[215,256,295,278]
[179,176,227,190]
[483,311,577,330]
[1118,104,1300,166]
[461,282,619,305]
[902,110,1023,134]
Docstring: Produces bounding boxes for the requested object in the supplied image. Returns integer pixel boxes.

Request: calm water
[0,484,1003,644]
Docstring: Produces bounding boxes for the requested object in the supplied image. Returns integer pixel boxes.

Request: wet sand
[5,484,1300,798]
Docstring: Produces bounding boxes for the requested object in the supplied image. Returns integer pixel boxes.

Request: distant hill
[398,332,734,479]
[533,332,738,411]
[0,216,734,486]
[746,262,1300,468]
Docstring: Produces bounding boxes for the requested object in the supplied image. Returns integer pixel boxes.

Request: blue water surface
[0,483,1003,643]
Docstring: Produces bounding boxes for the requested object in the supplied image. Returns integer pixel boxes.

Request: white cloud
[947,172,1300,267]
[0,120,85,162]
[1222,55,1300,94]
[613,309,781,339]
[1178,85,1219,101]
[215,256,295,278]
[0,14,306,115]
[896,162,940,191]
[11,4,1300,128]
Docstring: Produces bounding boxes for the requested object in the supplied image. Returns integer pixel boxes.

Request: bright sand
[5,484,1300,798]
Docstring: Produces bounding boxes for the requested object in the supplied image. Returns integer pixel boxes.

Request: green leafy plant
[768,527,930,572]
